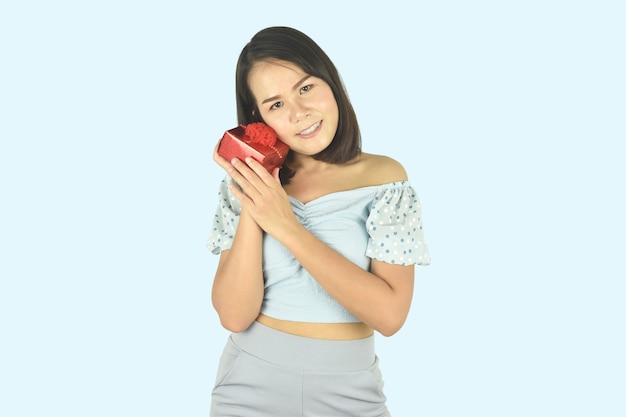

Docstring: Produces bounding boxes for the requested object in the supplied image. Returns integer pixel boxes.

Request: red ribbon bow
[244,123,277,146]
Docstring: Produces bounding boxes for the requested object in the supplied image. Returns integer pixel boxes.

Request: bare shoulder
[356,153,408,184]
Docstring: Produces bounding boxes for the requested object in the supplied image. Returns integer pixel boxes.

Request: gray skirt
[210,321,390,417]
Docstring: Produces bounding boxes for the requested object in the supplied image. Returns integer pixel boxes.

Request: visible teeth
[300,121,320,135]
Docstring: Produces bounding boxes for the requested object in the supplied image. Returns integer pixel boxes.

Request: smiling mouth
[298,121,321,136]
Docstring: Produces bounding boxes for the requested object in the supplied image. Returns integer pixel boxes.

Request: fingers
[230,158,271,198]
[244,157,277,185]
[213,136,279,187]
[271,166,280,182]
[232,157,278,188]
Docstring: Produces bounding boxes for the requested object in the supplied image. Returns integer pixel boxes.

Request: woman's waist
[232,320,375,371]
[256,313,373,340]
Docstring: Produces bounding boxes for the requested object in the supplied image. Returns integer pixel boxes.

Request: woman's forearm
[277,223,414,336]
[212,210,265,332]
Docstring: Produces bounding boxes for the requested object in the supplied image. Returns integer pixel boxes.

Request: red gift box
[217,123,289,172]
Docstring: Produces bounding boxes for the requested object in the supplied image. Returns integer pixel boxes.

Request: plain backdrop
[1,1,624,416]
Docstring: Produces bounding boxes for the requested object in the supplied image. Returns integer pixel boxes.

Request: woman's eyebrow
[293,75,312,90]
[261,75,312,105]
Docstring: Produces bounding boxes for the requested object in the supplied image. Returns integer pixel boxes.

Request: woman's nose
[290,102,310,123]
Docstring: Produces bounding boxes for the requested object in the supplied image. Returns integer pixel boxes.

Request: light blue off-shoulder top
[207,175,430,323]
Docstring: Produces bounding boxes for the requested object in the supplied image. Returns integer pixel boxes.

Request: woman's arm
[227,156,415,336]
[280,226,415,336]
[211,209,264,332]
[210,146,265,332]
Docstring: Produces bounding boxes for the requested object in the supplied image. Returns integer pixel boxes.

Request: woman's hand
[222,153,300,240]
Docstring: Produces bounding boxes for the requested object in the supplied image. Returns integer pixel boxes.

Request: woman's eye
[300,84,312,94]
[270,101,283,110]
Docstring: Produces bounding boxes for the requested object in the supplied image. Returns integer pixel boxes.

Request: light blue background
[1,1,624,416]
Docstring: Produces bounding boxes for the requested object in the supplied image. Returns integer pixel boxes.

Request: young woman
[207,26,430,417]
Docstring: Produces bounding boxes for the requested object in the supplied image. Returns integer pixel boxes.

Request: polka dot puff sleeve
[366,182,431,266]
[206,176,242,255]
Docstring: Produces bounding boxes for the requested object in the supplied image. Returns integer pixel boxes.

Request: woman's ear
[251,109,263,123]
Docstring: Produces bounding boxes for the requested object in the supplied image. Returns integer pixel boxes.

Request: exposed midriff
[256,313,374,340]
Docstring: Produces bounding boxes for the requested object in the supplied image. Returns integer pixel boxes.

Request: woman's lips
[297,121,322,138]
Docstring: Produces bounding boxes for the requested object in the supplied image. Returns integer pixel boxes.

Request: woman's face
[247,60,339,156]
